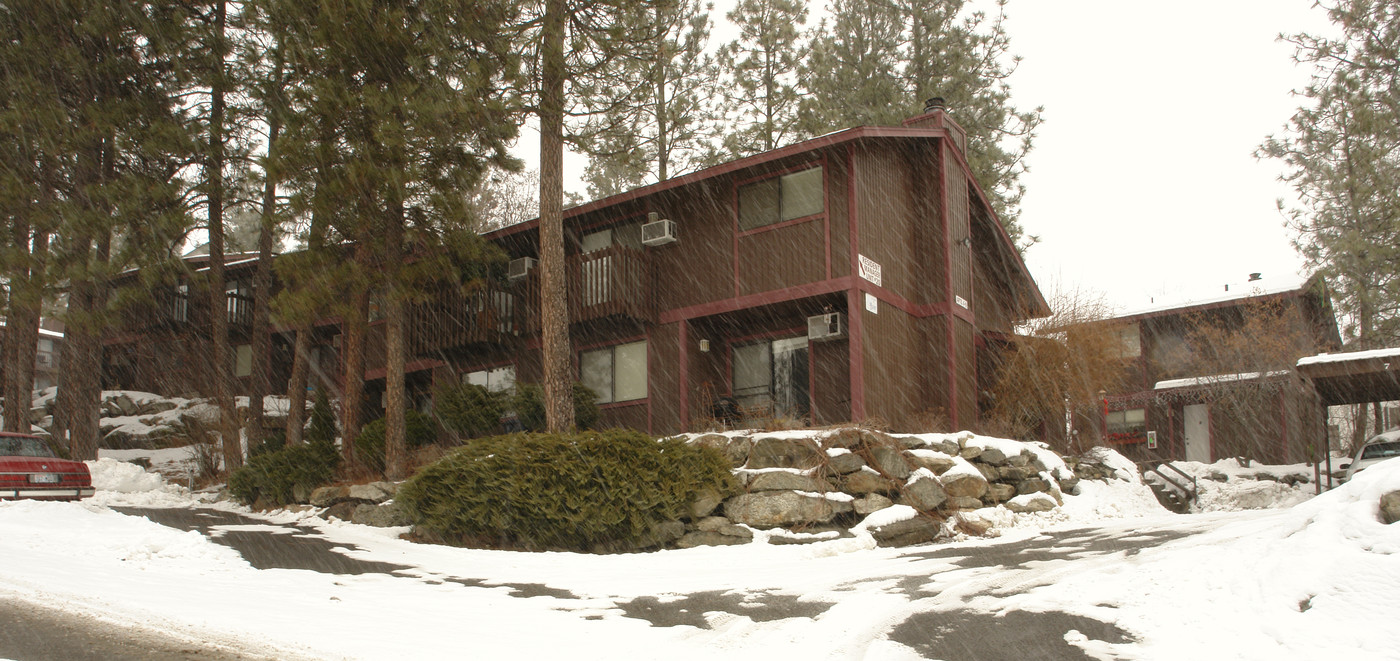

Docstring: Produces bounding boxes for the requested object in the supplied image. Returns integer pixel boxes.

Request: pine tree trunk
[341,249,369,463]
[539,0,574,433]
[384,193,407,480]
[207,0,242,472]
[3,222,41,434]
[248,109,280,451]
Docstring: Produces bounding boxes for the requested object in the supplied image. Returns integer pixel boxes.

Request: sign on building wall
[865,293,878,314]
[858,255,881,286]
[955,295,969,310]
[1147,430,1158,450]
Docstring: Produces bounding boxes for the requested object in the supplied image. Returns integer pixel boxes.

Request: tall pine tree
[798,0,1041,241]
[715,0,808,158]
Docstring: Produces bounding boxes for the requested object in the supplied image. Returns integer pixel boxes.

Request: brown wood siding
[649,322,680,433]
[973,258,1013,332]
[860,304,929,428]
[944,142,972,308]
[737,220,826,295]
[854,143,917,300]
[954,318,977,428]
[598,402,648,432]
[812,337,851,424]
[826,153,852,279]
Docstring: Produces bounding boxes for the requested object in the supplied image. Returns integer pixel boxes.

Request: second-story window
[738,166,823,232]
[1111,325,1141,360]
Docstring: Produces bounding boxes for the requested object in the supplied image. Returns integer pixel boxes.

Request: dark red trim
[678,320,689,430]
[728,326,806,346]
[658,277,853,324]
[579,212,646,234]
[736,213,823,238]
[940,143,959,430]
[483,127,944,243]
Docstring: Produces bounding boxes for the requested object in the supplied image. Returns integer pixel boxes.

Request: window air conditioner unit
[641,212,677,246]
[807,312,845,341]
[507,257,537,281]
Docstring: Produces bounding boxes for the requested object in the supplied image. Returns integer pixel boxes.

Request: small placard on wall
[1147,430,1158,449]
[955,295,969,309]
[858,254,882,286]
[865,292,878,314]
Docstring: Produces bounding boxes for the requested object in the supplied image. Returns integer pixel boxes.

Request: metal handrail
[1140,460,1198,508]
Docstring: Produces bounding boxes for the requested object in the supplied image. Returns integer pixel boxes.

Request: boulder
[319,501,358,521]
[1058,475,1081,494]
[138,400,179,416]
[997,465,1034,482]
[769,525,852,545]
[906,451,955,475]
[827,451,867,474]
[1005,492,1058,513]
[959,445,982,461]
[747,436,825,470]
[953,511,996,536]
[747,471,833,492]
[868,517,945,548]
[348,482,396,503]
[866,446,911,480]
[112,394,141,417]
[841,468,900,495]
[896,435,929,450]
[691,433,751,468]
[29,407,47,425]
[853,493,894,515]
[820,427,863,449]
[351,501,412,528]
[634,520,687,549]
[695,516,753,539]
[1016,478,1051,495]
[976,445,1009,465]
[974,463,999,481]
[689,488,726,519]
[1382,491,1400,525]
[724,491,840,527]
[309,485,352,507]
[944,496,983,510]
[941,470,989,500]
[985,483,1017,503]
[676,531,750,548]
[899,472,947,512]
[1005,452,1032,467]
[928,437,962,456]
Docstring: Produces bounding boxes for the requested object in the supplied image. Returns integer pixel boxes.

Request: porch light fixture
[699,339,710,352]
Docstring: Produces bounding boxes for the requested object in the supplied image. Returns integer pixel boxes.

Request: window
[1111,325,1141,360]
[737,166,823,231]
[463,365,516,393]
[235,344,253,377]
[580,340,647,404]
[1106,408,1146,436]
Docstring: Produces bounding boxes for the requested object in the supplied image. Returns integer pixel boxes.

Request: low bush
[354,409,438,474]
[512,382,599,432]
[397,429,737,551]
[434,383,502,439]
[227,439,339,507]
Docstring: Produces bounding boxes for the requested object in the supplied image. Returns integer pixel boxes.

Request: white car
[1342,428,1400,482]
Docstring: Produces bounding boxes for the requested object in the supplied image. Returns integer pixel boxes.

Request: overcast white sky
[521,0,1338,313]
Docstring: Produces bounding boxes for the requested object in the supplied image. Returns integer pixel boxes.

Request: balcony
[522,246,654,333]
[408,282,524,356]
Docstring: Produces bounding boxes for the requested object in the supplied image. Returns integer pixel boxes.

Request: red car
[0,432,94,501]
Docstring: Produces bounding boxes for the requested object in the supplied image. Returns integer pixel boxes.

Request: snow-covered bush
[398,430,737,552]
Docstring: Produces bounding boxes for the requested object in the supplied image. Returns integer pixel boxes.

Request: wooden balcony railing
[521,246,653,334]
[409,282,524,356]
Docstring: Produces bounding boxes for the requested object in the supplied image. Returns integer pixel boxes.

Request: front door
[1184,404,1211,462]
[732,337,810,421]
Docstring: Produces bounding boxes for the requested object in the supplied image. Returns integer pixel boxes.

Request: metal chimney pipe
[923,97,946,113]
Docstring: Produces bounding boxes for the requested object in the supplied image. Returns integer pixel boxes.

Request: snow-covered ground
[2,446,1398,659]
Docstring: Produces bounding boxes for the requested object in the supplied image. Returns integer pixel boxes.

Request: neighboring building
[0,319,64,393]
[1073,274,1340,465]
[98,103,1050,436]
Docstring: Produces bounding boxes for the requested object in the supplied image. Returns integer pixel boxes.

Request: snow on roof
[1154,370,1291,390]
[1110,273,1312,321]
[1296,346,1400,367]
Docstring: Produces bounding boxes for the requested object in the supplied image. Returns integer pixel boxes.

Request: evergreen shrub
[353,409,438,474]
[434,383,502,439]
[512,382,599,431]
[305,389,338,446]
[397,429,737,551]
[227,438,339,507]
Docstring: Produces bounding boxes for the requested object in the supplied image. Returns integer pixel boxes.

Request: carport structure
[1296,346,1400,489]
